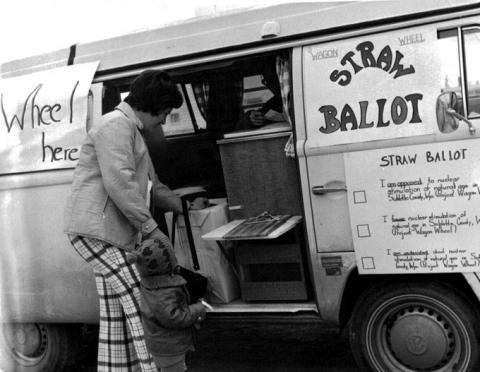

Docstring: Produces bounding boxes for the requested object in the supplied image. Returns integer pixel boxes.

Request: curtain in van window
[276,56,295,158]
[206,76,244,132]
[192,82,210,120]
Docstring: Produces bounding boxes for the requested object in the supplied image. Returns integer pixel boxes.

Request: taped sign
[0,62,99,174]
[303,25,440,147]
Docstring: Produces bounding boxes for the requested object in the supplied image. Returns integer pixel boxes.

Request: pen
[201,299,214,311]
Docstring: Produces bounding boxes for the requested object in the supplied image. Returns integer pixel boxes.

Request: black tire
[0,323,72,372]
[349,280,480,372]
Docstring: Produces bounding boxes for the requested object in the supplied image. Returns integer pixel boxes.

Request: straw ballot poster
[306,23,480,274]
[303,26,438,148]
[345,141,480,274]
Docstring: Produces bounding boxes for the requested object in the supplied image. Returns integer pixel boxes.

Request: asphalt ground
[78,322,359,372]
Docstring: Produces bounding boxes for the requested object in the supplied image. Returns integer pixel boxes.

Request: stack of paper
[223,215,291,238]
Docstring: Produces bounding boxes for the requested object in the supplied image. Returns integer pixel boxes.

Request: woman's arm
[149,162,182,214]
[91,119,155,235]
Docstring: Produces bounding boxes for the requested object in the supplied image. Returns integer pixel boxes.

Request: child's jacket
[140,274,205,356]
[133,238,205,356]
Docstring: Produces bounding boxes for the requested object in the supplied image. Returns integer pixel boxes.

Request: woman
[64,70,183,372]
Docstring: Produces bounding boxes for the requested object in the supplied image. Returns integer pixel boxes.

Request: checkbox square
[353,190,367,204]
[357,224,371,238]
[362,257,375,270]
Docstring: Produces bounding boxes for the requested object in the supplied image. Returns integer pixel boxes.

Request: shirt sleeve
[149,162,182,214]
[91,119,155,233]
[148,290,205,329]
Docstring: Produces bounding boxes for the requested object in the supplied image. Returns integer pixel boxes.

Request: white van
[3,1,480,371]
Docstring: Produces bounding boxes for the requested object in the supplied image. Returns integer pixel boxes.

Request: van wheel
[349,281,480,372]
[0,323,72,372]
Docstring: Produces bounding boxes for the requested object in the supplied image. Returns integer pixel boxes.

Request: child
[129,236,208,372]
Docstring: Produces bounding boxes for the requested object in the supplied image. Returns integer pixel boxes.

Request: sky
[0,0,297,65]
[6,0,476,87]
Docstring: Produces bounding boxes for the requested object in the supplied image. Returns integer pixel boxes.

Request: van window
[163,84,207,136]
[172,53,290,137]
[463,27,480,117]
[142,52,292,196]
[438,29,463,114]
[119,84,206,136]
[107,53,290,140]
[243,75,275,112]
[438,26,480,119]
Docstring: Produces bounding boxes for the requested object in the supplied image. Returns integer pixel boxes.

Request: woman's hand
[143,227,164,241]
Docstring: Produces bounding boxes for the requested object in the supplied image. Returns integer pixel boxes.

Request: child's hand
[194,300,207,321]
[194,306,207,330]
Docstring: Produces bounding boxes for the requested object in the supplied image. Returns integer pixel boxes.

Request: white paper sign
[345,139,480,274]
[303,26,439,147]
[0,62,99,174]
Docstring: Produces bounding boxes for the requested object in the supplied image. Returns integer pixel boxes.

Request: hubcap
[366,295,469,371]
[3,323,49,365]
[387,306,454,369]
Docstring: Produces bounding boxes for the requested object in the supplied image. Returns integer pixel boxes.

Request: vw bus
[2,1,480,371]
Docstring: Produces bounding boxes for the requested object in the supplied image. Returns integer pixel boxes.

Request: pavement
[78,322,359,371]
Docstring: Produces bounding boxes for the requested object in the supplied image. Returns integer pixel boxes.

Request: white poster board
[0,62,99,174]
[303,25,439,147]
[345,139,480,274]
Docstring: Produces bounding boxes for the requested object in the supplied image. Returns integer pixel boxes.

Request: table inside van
[201,215,302,241]
[202,215,307,301]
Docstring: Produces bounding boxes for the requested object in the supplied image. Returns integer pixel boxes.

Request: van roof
[1,0,479,79]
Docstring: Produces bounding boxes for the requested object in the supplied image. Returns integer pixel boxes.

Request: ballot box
[165,199,239,303]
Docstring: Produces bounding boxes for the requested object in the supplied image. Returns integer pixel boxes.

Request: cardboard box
[165,199,239,303]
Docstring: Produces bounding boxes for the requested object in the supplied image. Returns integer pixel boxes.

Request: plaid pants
[69,235,158,372]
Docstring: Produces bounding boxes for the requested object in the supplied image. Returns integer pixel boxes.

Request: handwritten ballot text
[345,139,480,274]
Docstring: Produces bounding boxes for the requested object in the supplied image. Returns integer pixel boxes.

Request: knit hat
[131,236,178,277]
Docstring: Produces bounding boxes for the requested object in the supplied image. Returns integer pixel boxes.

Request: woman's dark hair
[124,70,183,115]
[261,57,281,97]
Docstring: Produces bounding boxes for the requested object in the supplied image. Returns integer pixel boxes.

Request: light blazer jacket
[64,102,182,250]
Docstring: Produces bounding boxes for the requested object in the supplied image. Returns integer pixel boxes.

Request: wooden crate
[235,242,308,301]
